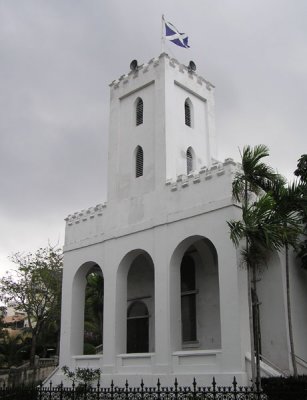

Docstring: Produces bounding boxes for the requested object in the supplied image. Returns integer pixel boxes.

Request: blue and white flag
[164,18,190,49]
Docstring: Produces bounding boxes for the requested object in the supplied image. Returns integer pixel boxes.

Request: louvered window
[136,146,144,177]
[185,99,191,127]
[136,98,143,126]
[187,147,193,174]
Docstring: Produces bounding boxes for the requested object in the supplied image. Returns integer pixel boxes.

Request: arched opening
[115,250,154,355]
[127,301,149,353]
[184,98,193,127]
[83,267,104,354]
[136,97,143,126]
[186,147,194,175]
[127,253,154,353]
[70,262,104,356]
[170,236,221,351]
[135,146,144,178]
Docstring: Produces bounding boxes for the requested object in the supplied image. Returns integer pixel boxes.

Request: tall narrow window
[186,147,193,175]
[127,301,149,353]
[181,255,197,342]
[185,99,191,127]
[136,146,144,178]
[136,98,143,126]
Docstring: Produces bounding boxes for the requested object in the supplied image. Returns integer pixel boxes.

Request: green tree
[228,193,286,384]
[0,245,62,366]
[83,272,104,353]
[269,180,307,377]
[294,154,307,270]
[229,144,284,385]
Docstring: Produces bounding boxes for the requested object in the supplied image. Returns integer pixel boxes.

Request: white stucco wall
[56,53,307,387]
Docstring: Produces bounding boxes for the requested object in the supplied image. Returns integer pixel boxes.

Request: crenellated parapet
[65,202,107,226]
[109,53,214,91]
[166,158,239,191]
[64,157,240,251]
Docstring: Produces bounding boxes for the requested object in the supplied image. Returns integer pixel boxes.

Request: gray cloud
[1,0,307,274]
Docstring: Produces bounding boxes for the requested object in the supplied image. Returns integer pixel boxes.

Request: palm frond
[227,220,245,247]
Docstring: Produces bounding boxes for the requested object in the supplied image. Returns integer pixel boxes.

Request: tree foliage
[62,365,101,388]
[229,146,307,379]
[228,145,301,381]
[0,245,63,366]
[83,271,104,352]
[294,154,307,269]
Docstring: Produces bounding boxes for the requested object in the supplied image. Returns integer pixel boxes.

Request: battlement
[166,158,239,191]
[65,202,107,226]
[109,53,214,91]
[65,158,239,236]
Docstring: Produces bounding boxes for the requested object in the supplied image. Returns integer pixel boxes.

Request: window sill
[182,341,200,349]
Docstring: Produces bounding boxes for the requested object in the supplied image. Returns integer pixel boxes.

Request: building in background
[2,307,28,336]
[52,53,307,386]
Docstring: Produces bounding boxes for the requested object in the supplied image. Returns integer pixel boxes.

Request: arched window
[136,98,143,126]
[181,255,197,342]
[127,301,149,353]
[185,99,192,127]
[186,147,193,175]
[136,146,144,178]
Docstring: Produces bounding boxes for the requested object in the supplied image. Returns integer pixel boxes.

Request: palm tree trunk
[245,181,256,386]
[285,242,298,377]
[252,265,261,387]
[247,262,256,385]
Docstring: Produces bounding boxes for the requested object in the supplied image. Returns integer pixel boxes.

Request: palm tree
[230,144,284,385]
[269,179,307,376]
[294,154,307,270]
[228,193,286,384]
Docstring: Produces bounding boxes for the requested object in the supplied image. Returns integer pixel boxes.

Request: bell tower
[107,53,217,204]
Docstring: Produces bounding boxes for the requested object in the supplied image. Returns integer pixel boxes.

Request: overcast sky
[1,0,307,277]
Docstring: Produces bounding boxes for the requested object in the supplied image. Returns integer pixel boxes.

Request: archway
[70,262,104,356]
[170,236,221,351]
[83,265,104,355]
[116,250,155,354]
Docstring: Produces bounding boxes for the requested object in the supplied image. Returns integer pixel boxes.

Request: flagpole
[161,14,165,54]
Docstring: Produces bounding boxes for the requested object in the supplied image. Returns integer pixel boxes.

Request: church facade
[54,53,307,386]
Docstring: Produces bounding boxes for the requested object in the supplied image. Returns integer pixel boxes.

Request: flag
[164,18,190,49]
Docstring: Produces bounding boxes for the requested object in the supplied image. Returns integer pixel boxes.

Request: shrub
[262,376,307,400]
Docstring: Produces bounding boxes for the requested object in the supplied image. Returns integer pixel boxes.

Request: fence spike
[212,376,216,391]
[232,376,237,388]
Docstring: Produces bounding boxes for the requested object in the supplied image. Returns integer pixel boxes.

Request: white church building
[54,53,307,386]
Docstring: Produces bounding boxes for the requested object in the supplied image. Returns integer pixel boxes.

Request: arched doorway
[70,262,104,356]
[115,250,155,355]
[83,266,104,354]
[170,236,221,350]
[126,253,154,353]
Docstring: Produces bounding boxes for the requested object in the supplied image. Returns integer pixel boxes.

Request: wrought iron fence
[0,377,268,400]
